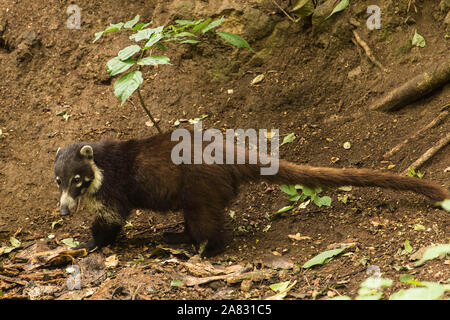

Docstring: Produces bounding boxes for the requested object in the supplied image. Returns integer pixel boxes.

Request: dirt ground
[0,0,448,300]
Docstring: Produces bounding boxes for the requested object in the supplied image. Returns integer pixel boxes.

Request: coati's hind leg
[162,206,230,256]
[183,205,230,257]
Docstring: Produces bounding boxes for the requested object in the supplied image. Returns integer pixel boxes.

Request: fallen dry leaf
[288,233,311,241]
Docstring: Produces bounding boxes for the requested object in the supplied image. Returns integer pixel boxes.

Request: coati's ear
[56,147,61,157]
[80,145,94,160]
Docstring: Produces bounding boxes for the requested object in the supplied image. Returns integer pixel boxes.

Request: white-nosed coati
[53,131,449,256]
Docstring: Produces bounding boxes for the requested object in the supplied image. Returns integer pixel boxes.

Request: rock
[262,254,294,269]
[248,20,290,66]
[241,7,275,41]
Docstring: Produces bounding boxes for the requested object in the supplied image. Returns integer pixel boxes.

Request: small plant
[280,184,332,207]
[407,166,424,179]
[94,15,253,132]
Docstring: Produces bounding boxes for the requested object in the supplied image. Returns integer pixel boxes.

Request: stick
[403,132,450,174]
[352,30,388,73]
[383,109,449,159]
[0,274,28,286]
[370,57,450,112]
[271,0,299,23]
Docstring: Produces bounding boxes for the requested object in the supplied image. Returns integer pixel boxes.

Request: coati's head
[53,143,103,216]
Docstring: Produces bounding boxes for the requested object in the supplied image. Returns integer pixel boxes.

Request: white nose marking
[60,190,76,210]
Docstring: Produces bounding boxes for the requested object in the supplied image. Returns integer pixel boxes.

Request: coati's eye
[55,177,62,185]
[73,176,81,184]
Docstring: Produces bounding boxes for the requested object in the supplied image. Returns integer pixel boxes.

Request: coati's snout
[53,144,104,216]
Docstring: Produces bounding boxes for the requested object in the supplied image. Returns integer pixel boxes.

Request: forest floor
[0,0,448,300]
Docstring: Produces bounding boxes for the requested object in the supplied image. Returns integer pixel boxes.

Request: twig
[271,0,299,23]
[383,109,449,159]
[403,132,450,174]
[369,58,450,112]
[0,274,28,286]
[352,30,389,73]
[136,88,162,133]
[135,50,163,134]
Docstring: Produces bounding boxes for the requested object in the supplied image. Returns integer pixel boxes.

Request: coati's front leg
[77,202,126,251]
[77,216,123,251]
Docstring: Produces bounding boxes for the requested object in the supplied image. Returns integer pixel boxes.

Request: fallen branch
[352,30,388,73]
[383,107,449,159]
[0,274,28,286]
[271,0,299,23]
[370,56,450,112]
[403,132,450,174]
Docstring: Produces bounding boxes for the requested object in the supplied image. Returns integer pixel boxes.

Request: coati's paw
[163,231,192,244]
[199,240,225,257]
[75,239,98,252]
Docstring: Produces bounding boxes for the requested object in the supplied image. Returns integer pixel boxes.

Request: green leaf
[174,32,197,38]
[399,274,415,283]
[414,244,450,266]
[124,15,140,29]
[300,186,316,197]
[269,281,291,292]
[280,133,296,146]
[360,277,393,290]
[137,56,171,66]
[280,184,298,196]
[390,282,447,300]
[325,0,350,20]
[144,32,164,49]
[291,0,316,19]
[180,39,200,44]
[132,22,152,31]
[355,292,383,300]
[2,236,21,254]
[171,278,182,287]
[439,199,450,212]
[276,206,294,214]
[302,247,347,269]
[93,31,104,43]
[51,219,63,229]
[61,237,79,248]
[118,45,141,61]
[156,43,167,51]
[404,239,413,253]
[412,30,426,47]
[175,19,196,26]
[266,280,297,300]
[289,194,301,202]
[106,57,135,76]
[93,22,125,43]
[216,32,254,52]
[192,18,212,33]
[202,16,225,33]
[130,26,164,42]
[114,70,143,105]
[313,195,332,207]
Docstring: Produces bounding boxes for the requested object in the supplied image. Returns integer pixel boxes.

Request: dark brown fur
[54,132,449,256]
